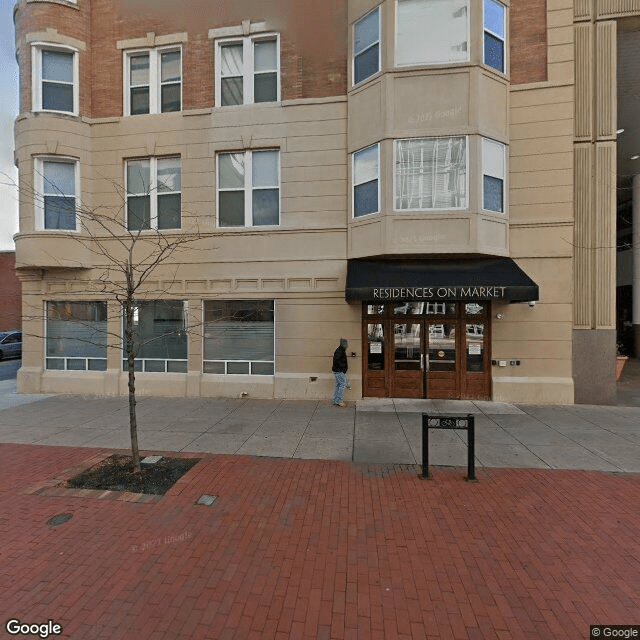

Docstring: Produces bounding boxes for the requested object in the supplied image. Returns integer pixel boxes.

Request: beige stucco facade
[12,0,634,404]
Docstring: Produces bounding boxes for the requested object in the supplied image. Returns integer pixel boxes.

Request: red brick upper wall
[16,0,347,118]
[510,0,548,84]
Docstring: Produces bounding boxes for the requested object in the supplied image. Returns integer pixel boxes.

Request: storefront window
[203,300,274,375]
[46,301,107,371]
[123,300,187,372]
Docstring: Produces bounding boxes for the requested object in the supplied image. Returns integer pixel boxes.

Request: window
[396,0,469,66]
[484,0,506,73]
[125,47,181,115]
[354,7,380,84]
[216,36,279,106]
[126,157,181,230]
[217,150,279,227]
[203,300,274,375]
[394,137,467,210]
[353,144,379,217]
[32,45,78,114]
[482,138,505,213]
[123,300,187,372]
[34,158,78,230]
[46,302,107,371]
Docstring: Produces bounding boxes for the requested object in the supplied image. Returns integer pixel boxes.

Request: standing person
[332,338,348,406]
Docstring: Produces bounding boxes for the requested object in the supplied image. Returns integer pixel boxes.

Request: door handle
[420,354,424,370]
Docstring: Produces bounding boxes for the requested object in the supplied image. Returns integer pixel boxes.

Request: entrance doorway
[362,301,491,399]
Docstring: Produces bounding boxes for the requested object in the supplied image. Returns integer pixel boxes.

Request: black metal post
[421,414,430,479]
[465,415,476,482]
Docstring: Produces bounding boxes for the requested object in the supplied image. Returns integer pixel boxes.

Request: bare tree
[3,168,206,472]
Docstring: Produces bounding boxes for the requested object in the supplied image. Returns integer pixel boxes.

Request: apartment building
[12,0,632,404]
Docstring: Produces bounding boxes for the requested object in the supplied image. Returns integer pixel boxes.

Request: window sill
[32,109,79,118]
[26,0,79,9]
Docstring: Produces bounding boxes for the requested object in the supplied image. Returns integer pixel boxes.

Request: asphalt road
[0,358,20,381]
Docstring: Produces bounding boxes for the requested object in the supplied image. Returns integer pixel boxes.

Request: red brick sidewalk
[1,444,639,640]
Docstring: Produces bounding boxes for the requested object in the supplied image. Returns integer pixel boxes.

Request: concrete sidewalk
[1,378,639,472]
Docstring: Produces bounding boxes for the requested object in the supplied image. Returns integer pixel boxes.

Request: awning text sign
[371,286,507,301]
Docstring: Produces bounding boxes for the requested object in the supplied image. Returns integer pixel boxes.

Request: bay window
[46,302,107,371]
[394,137,467,210]
[482,138,506,213]
[353,144,380,217]
[484,0,506,73]
[35,158,78,230]
[396,0,469,66]
[203,300,274,375]
[32,45,78,114]
[354,7,380,84]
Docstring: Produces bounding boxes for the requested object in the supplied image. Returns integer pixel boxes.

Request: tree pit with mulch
[66,454,201,495]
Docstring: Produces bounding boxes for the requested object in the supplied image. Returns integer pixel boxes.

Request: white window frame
[31,43,79,115]
[123,45,182,116]
[353,6,381,86]
[393,136,469,212]
[216,150,280,228]
[202,299,276,376]
[214,34,280,106]
[483,0,506,74]
[352,143,380,218]
[482,137,506,214]
[34,156,80,231]
[394,0,470,67]
[125,156,181,231]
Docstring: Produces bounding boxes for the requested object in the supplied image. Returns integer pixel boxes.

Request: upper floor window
[396,0,469,66]
[216,36,279,106]
[125,47,181,115]
[217,150,280,227]
[353,144,380,218]
[394,137,467,210]
[126,157,181,230]
[354,7,380,85]
[484,0,506,73]
[35,157,78,230]
[482,138,506,213]
[32,45,78,115]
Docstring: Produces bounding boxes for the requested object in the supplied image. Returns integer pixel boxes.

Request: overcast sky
[0,0,19,251]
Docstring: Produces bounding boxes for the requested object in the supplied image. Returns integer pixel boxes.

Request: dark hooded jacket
[332,339,348,373]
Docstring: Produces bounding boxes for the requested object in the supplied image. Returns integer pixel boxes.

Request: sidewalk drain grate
[196,494,217,506]
[47,513,73,527]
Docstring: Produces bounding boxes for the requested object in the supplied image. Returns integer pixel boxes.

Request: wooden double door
[362,301,491,400]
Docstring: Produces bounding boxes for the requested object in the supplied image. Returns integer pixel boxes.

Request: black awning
[345,258,539,303]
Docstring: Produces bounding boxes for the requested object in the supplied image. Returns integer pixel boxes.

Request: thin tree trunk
[125,263,141,474]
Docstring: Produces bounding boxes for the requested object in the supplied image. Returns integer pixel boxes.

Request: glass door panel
[428,323,456,371]
[394,323,421,370]
[367,323,385,370]
[466,323,484,372]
